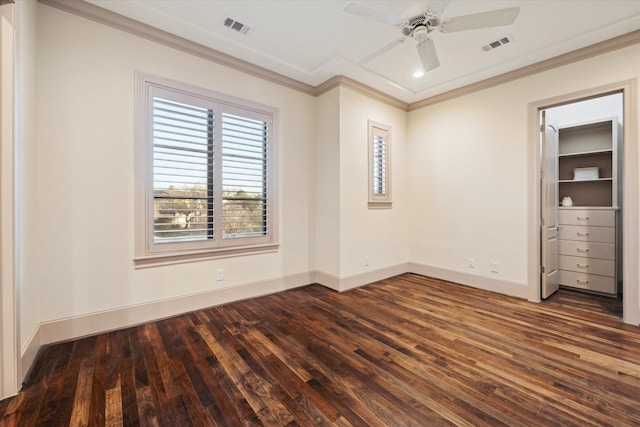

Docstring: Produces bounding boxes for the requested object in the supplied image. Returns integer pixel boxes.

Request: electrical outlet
[216,268,224,281]
[467,258,475,268]
[491,262,500,273]
[364,256,370,267]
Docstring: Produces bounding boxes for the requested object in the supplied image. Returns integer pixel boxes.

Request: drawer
[559,255,615,277]
[558,240,615,260]
[558,225,615,243]
[558,270,616,294]
[558,209,615,227]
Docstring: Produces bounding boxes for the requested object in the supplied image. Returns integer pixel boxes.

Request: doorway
[541,93,623,304]
[527,81,639,326]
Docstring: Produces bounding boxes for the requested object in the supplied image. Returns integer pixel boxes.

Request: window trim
[368,120,392,208]
[134,72,278,267]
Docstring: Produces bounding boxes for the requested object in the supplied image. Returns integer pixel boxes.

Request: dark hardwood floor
[2,273,640,426]
[545,286,623,319]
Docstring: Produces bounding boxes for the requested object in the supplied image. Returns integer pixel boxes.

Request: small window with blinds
[135,73,278,265]
[368,120,392,208]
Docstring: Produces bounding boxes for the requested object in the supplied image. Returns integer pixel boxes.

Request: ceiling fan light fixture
[412,69,425,78]
[412,25,429,43]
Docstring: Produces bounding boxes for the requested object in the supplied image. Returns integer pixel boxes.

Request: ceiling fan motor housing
[403,11,439,41]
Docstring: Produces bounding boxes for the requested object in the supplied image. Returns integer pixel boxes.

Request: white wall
[408,84,529,296]
[408,43,640,300]
[313,86,408,290]
[313,88,341,278]
[26,3,315,340]
[338,88,408,284]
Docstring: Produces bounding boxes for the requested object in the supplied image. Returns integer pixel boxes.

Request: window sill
[134,244,279,268]
[368,201,393,209]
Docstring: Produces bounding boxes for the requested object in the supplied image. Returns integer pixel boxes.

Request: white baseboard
[337,263,409,291]
[311,270,340,290]
[311,263,409,292]
[20,325,41,383]
[408,262,529,299]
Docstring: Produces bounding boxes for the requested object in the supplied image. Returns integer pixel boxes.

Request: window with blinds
[135,73,277,263]
[368,120,392,208]
[372,133,387,195]
[221,113,269,239]
[153,97,212,243]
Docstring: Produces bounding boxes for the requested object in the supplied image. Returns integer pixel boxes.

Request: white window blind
[153,97,212,243]
[135,74,277,264]
[368,120,392,208]
[372,133,387,196]
[221,112,269,239]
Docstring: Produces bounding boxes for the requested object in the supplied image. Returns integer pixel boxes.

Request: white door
[541,112,559,299]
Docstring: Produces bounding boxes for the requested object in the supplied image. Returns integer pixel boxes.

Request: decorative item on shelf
[573,167,599,181]
[561,196,573,207]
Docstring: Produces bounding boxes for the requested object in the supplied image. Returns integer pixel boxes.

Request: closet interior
[556,116,621,296]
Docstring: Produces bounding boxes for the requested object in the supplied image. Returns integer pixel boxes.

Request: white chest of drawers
[557,208,617,295]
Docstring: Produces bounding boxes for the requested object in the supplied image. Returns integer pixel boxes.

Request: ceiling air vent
[482,35,513,52]
[223,17,251,35]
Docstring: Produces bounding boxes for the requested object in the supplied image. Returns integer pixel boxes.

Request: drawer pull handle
[577,248,589,253]
[577,232,589,237]
[577,217,589,221]
[577,263,589,269]
[576,279,589,285]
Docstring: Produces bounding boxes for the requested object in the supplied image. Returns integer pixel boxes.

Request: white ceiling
[85,0,640,103]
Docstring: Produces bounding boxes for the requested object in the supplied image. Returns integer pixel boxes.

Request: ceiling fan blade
[416,39,439,71]
[343,2,405,27]
[427,0,451,16]
[357,38,405,65]
[442,7,520,32]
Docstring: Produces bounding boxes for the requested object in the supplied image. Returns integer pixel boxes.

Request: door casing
[0,1,19,399]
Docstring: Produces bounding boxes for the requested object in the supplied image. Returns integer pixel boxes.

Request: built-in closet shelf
[555,116,620,296]
[558,149,613,158]
[557,206,619,211]
[557,117,618,208]
[559,178,613,183]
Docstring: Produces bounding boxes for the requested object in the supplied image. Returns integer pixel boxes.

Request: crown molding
[38,1,640,112]
[38,0,317,96]
[316,75,409,111]
[39,0,409,110]
[408,30,640,111]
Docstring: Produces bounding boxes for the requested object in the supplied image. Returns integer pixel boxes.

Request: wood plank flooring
[2,273,640,426]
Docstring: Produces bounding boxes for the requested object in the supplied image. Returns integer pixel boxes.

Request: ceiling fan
[344,0,520,71]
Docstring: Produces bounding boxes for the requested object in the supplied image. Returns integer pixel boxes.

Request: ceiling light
[412,69,425,78]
